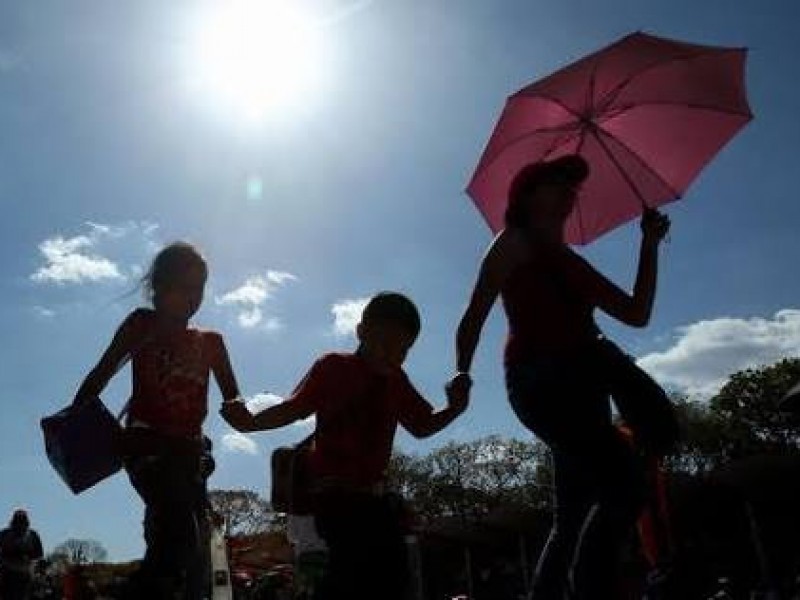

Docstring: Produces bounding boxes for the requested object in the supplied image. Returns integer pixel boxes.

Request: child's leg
[126,454,203,599]
[314,492,409,600]
[363,496,409,600]
[314,494,363,600]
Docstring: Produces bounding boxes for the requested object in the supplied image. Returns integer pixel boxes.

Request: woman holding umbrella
[450,154,675,599]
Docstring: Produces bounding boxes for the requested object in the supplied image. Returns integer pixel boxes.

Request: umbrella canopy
[467,32,753,245]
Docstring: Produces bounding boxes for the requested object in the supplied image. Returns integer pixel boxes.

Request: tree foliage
[667,358,800,474]
[388,435,552,524]
[709,358,800,457]
[208,489,280,537]
[51,538,108,565]
[389,359,800,522]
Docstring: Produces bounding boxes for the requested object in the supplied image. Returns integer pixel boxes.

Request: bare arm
[559,210,670,328]
[222,394,315,433]
[72,312,140,406]
[251,401,314,431]
[222,358,327,433]
[404,390,468,439]
[455,230,527,375]
[210,335,242,402]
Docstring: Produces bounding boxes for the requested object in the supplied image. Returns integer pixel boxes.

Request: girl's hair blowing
[141,242,207,302]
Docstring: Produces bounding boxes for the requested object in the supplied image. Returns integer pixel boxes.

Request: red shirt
[125,309,224,439]
[287,352,434,487]
[501,246,602,363]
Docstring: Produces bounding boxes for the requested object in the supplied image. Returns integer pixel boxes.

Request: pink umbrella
[467,32,753,245]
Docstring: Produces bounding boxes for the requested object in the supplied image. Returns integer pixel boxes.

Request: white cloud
[331,298,369,337]
[266,270,297,286]
[638,309,800,398]
[31,236,123,284]
[248,392,316,429]
[221,431,259,455]
[32,306,55,319]
[222,392,317,455]
[220,392,315,456]
[247,392,284,413]
[31,222,159,285]
[216,271,296,330]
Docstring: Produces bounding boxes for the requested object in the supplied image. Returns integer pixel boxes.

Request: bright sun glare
[190,0,325,123]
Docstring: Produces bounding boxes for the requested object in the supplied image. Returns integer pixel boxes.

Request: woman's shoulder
[487,228,531,264]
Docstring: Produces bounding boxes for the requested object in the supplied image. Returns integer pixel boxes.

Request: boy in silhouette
[224,292,470,600]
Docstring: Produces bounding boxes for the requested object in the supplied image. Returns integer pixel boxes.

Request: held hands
[445,372,472,414]
[220,399,255,432]
[640,209,671,246]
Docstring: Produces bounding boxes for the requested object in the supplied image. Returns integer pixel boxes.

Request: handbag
[41,397,124,495]
[41,331,158,494]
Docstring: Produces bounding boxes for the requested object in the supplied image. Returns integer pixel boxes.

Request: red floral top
[124,309,224,439]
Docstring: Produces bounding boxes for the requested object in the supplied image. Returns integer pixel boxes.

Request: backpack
[270,436,315,515]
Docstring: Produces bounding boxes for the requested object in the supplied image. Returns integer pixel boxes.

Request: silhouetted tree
[208,489,280,536]
[388,435,552,525]
[51,538,108,564]
[709,358,800,459]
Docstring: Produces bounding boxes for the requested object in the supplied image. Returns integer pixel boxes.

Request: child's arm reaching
[221,356,329,433]
[209,334,242,402]
[211,334,255,431]
[223,397,314,433]
[72,312,139,407]
[402,378,470,439]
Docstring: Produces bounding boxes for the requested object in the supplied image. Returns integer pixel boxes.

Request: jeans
[506,338,666,599]
[126,453,206,600]
[314,492,408,600]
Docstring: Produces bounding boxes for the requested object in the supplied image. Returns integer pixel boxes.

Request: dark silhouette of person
[451,155,675,599]
[0,509,44,600]
[224,292,470,600]
[70,242,244,599]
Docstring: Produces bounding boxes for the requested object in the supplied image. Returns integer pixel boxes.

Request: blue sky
[2,0,799,561]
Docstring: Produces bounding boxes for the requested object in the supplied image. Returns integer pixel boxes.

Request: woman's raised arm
[557,210,670,328]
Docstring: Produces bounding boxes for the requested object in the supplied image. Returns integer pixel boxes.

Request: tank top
[501,248,600,364]
[126,309,220,439]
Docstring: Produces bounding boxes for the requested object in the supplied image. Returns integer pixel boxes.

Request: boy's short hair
[362,292,421,336]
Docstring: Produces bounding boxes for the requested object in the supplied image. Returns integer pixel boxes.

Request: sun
[188,0,325,124]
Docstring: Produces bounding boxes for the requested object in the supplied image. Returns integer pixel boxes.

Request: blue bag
[41,397,123,494]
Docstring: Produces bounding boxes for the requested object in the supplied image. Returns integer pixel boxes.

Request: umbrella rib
[515,91,584,122]
[476,124,582,177]
[601,100,753,121]
[474,95,582,175]
[590,126,680,208]
[598,49,742,113]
